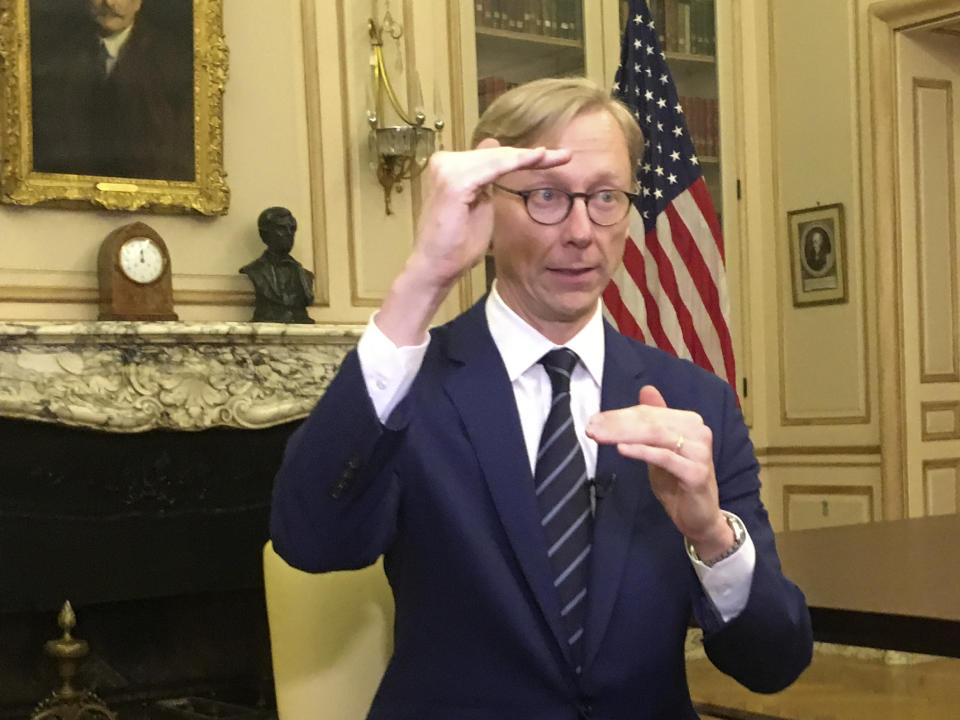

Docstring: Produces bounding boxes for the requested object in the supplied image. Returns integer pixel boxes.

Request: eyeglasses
[493,184,638,227]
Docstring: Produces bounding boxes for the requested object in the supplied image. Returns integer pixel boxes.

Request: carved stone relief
[0,322,363,431]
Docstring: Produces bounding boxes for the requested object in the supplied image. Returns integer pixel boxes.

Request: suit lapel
[438,302,573,664]
[582,324,660,669]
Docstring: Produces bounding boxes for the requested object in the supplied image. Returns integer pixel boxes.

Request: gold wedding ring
[673,435,685,454]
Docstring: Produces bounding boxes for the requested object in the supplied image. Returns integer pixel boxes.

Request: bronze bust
[240,207,315,324]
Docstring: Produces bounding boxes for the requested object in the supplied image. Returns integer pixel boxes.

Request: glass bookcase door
[472,1,587,288]
[473,2,586,116]
[619,0,721,211]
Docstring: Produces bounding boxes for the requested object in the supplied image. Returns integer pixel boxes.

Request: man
[271,77,812,719]
[803,227,832,274]
[30,0,194,180]
[240,207,316,324]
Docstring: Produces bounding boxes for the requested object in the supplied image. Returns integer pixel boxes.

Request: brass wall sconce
[367,10,443,214]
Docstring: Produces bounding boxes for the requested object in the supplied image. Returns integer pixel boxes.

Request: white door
[895,22,960,516]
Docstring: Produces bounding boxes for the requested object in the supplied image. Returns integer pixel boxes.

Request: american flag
[602,0,737,391]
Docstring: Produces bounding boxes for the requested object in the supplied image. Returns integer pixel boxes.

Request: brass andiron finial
[30,601,117,720]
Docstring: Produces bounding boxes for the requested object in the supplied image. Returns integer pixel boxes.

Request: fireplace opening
[0,415,299,717]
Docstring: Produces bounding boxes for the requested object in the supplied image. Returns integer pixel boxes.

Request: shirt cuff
[685,512,756,623]
[356,312,430,422]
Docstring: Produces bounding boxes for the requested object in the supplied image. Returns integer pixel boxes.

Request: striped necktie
[534,347,593,671]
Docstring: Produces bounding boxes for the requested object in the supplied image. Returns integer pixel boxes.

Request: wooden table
[775,514,960,657]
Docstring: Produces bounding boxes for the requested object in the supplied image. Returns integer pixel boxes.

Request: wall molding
[0,286,255,307]
[771,1,871,428]
[912,77,958,383]
[301,0,331,307]
[921,400,960,440]
[756,445,882,456]
[782,483,875,531]
[921,457,960,514]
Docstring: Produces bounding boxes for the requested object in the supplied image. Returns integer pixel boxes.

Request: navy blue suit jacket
[271,299,812,719]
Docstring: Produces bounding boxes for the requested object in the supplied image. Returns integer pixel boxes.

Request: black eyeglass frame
[492,184,639,227]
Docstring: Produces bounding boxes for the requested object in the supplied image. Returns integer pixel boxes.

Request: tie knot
[539,347,579,394]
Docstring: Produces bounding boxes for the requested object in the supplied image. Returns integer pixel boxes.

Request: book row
[622,0,717,57]
[680,94,719,159]
[475,0,583,41]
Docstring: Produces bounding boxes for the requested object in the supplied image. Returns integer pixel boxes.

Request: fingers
[426,143,572,199]
[586,385,708,455]
[586,385,722,543]
[638,384,666,408]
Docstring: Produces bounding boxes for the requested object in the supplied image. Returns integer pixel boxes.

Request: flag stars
[634,63,642,73]
[642,163,651,173]
[670,150,680,162]
[690,155,700,166]
[656,122,663,132]
[633,14,643,24]
[644,90,654,101]
[659,74,669,85]
[613,81,620,91]
[645,68,652,77]
[654,189,664,199]
[634,39,643,49]
[657,97,667,109]
[648,19,655,29]
[675,102,684,114]
[654,166,664,176]
[667,174,678,185]
[646,45,655,55]
[672,126,684,137]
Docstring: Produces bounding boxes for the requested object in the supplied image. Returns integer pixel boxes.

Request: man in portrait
[30,0,195,181]
[802,226,833,275]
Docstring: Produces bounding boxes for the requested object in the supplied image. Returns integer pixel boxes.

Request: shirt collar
[485,280,605,386]
[101,23,134,59]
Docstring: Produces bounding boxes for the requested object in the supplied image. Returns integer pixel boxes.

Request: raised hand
[376,140,571,347]
[585,385,735,561]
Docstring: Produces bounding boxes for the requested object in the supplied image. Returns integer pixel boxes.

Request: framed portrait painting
[787,203,847,307]
[0,0,228,214]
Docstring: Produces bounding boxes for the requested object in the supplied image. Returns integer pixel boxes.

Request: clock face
[119,236,165,284]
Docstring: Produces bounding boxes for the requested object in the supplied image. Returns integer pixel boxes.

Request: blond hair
[471,77,645,170]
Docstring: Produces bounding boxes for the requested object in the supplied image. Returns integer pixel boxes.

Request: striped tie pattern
[534,348,593,670]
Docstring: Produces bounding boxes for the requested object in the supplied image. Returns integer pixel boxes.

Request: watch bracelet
[689,511,746,567]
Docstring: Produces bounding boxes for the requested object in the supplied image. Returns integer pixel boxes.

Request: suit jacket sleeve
[689,378,813,692]
[269,349,408,572]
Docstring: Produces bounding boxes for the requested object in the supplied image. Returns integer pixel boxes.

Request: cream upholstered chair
[263,542,394,720]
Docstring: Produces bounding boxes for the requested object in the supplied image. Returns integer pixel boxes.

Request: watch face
[119,236,165,284]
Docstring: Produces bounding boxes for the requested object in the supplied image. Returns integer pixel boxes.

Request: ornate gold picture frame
[0,0,229,215]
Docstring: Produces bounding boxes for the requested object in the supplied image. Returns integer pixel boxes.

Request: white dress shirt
[100,24,135,76]
[356,282,755,622]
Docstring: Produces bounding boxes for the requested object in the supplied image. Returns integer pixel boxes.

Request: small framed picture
[787,203,847,307]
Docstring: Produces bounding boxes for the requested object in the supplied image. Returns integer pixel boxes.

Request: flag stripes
[607,0,737,391]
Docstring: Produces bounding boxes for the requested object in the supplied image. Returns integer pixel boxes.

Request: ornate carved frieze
[0,322,363,432]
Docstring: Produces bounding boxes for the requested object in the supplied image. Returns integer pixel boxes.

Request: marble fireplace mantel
[0,321,364,432]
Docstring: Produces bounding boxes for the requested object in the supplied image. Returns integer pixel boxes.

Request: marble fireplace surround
[0,321,363,432]
[0,321,362,712]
